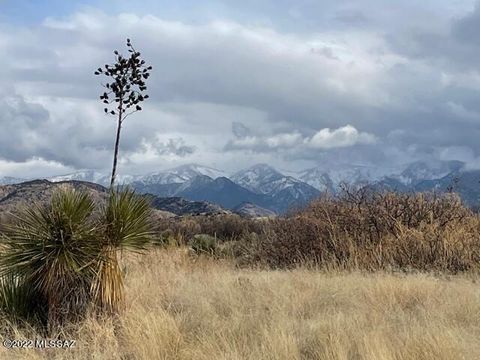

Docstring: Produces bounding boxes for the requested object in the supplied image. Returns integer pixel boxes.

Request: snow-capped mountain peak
[231,164,321,211]
[231,164,284,193]
[298,164,398,191]
[48,170,140,186]
[137,164,226,186]
[2,160,472,214]
[392,160,464,186]
[48,170,108,185]
[296,167,333,192]
[174,164,226,180]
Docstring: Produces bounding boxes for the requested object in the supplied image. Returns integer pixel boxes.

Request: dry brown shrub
[244,189,480,272]
[154,214,263,245]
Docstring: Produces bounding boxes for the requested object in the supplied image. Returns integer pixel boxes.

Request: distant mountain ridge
[0,180,227,218]
[40,164,321,214]
[133,164,226,186]
[147,196,228,216]
[231,164,321,213]
[5,160,480,211]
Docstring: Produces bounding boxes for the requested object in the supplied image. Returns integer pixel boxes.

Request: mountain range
[127,164,321,213]
[2,160,480,213]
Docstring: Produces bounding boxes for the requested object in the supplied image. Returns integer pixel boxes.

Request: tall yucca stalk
[92,188,153,313]
[0,190,99,327]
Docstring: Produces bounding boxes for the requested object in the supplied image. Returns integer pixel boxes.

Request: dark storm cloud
[0,96,50,161]
[387,2,480,71]
[453,3,480,44]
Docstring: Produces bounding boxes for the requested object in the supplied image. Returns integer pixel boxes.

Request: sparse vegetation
[1,185,480,358]
[3,2,476,358]
[243,189,480,272]
[155,188,480,273]
[1,249,480,359]
[154,213,263,244]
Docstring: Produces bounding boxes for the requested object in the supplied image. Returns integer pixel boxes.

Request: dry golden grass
[2,248,480,360]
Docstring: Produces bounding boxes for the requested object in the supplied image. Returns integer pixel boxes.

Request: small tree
[95,39,152,187]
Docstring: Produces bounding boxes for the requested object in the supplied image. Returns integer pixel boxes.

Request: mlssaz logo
[2,339,76,349]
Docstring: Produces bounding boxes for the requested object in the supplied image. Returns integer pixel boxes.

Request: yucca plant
[0,190,99,328]
[0,187,153,329]
[0,275,47,327]
[92,188,153,313]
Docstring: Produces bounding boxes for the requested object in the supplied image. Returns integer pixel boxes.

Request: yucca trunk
[91,247,124,314]
[46,291,62,334]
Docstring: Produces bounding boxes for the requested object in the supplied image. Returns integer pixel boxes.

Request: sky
[1,0,480,178]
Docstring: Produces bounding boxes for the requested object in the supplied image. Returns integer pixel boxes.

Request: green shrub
[189,234,218,255]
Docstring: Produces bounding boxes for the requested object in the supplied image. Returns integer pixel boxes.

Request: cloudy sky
[1,0,480,177]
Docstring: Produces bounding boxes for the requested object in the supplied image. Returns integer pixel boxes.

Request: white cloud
[0,158,71,179]
[226,125,376,153]
[307,125,377,149]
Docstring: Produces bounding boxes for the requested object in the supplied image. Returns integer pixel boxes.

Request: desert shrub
[154,217,202,245]
[189,234,218,255]
[154,214,264,245]
[222,232,263,264]
[152,228,178,246]
[336,185,469,232]
[240,190,480,272]
[195,214,263,241]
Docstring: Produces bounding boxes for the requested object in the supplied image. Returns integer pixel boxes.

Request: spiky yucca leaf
[0,189,100,325]
[0,275,46,327]
[92,188,153,312]
[101,188,153,250]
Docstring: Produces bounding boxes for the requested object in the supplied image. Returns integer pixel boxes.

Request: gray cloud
[145,137,196,157]
[0,95,51,162]
[386,2,480,72]
[452,3,480,44]
[232,122,253,138]
[332,9,369,27]
[0,3,480,176]
[225,125,376,154]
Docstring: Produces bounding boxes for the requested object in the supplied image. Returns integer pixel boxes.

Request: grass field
[1,248,480,359]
